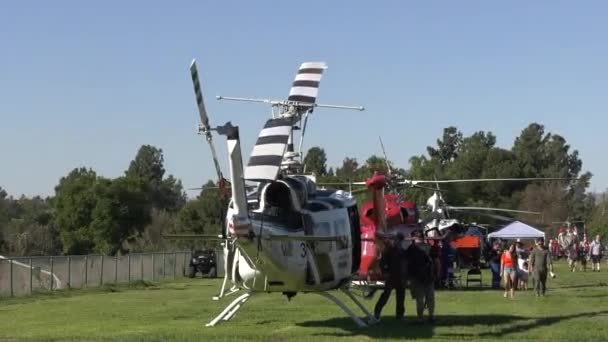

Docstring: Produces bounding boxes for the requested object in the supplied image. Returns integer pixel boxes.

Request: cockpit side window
[264,182,292,211]
[282,177,307,206]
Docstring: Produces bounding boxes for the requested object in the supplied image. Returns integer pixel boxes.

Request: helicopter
[186,59,384,327]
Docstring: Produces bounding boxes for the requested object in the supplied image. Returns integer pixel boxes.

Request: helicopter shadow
[439,310,608,339]
[297,314,525,339]
[298,311,608,339]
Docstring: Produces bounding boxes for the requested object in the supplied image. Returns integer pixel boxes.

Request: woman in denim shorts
[500,244,517,299]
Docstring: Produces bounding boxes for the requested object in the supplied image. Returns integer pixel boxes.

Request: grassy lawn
[0,261,607,341]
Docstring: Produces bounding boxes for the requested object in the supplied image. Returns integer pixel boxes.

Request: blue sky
[1,1,606,197]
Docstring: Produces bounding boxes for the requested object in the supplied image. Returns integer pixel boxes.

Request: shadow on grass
[556,282,608,289]
[443,310,608,339]
[298,311,608,339]
[297,314,523,339]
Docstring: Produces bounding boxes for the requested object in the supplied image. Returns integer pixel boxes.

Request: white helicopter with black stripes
[187,59,378,327]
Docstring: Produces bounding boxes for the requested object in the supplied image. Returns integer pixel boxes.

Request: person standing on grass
[500,243,517,299]
[590,235,603,272]
[567,240,579,272]
[374,233,408,321]
[529,237,554,297]
[488,242,502,289]
[407,231,436,324]
[579,240,588,272]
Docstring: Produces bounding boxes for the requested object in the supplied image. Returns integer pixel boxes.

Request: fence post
[183,252,187,276]
[128,254,131,283]
[114,255,118,284]
[162,252,166,279]
[50,256,54,291]
[152,253,155,281]
[84,255,88,288]
[100,255,104,286]
[140,254,144,281]
[9,258,13,297]
[67,255,71,289]
[173,252,176,280]
[30,257,33,295]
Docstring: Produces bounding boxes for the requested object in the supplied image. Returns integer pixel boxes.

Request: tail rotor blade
[190,59,224,183]
[190,60,211,132]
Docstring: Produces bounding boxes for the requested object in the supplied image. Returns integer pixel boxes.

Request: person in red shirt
[500,243,517,299]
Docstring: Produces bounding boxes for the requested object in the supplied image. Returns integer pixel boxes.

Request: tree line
[1,123,606,256]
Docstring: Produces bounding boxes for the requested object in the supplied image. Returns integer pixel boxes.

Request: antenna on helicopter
[378,137,393,176]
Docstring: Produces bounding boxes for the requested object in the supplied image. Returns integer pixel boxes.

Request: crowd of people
[548,228,604,272]
[371,226,604,322]
[487,227,604,299]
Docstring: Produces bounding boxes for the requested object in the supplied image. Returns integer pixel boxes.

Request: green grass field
[0,262,607,341]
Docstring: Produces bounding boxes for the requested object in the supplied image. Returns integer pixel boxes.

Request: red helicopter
[357,173,423,282]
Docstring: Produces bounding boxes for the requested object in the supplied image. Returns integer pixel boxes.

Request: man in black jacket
[374,233,408,320]
[407,233,436,323]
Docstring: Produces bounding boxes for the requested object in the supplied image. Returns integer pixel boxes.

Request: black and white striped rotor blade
[190,59,210,130]
[245,118,292,182]
[288,62,327,104]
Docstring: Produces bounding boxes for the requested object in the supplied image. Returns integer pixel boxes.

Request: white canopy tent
[487,221,545,240]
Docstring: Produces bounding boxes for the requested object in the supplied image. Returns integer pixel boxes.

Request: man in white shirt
[589,235,603,272]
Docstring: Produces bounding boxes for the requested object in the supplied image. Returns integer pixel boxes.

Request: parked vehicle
[189,249,217,278]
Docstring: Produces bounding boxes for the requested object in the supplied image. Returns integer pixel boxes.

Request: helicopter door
[347,205,361,274]
[310,221,335,283]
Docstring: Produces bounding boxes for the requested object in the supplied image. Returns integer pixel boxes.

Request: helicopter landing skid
[206,292,253,327]
[212,274,240,300]
[317,290,378,328]
[340,288,378,324]
[212,286,239,300]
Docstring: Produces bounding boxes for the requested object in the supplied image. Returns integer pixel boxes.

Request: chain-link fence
[0,251,196,298]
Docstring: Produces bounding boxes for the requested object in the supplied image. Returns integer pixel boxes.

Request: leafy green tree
[335,157,359,180]
[427,127,463,165]
[480,148,522,202]
[568,172,594,221]
[512,123,545,178]
[303,147,328,177]
[588,193,608,239]
[176,181,225,237]
[126,145,186,213]
[54,168,99,255]
[156,175,187,213]
[126,145,165,187]
[90,177,152,255]
[364,155,390,174]
[0,187,8,251]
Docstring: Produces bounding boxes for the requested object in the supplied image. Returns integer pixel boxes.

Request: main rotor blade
[448,206,542,215]
[263,235,345,242]
[317,182,366,186]
[466,212,515,222]
[400,177,572,185]
[162,234,226,241]
[410,184,452,193]
[288,62,327,105]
